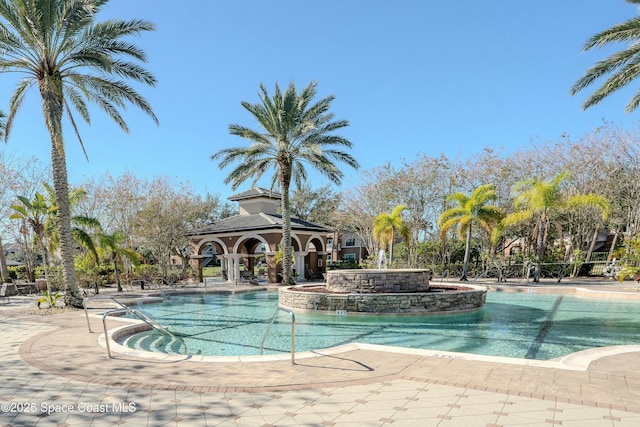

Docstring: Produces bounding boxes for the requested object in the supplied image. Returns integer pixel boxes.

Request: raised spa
[279,269,486,314]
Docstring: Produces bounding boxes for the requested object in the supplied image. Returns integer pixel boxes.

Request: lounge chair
[305,267,324,281]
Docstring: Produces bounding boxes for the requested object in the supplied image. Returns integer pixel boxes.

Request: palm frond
[502,209,534,228]
[0,109,5,140]
[445,192,469,206]
[582,16,640,50]
[5,78,33,141]
[566,194,611,221]
[72,227,99,262]
[572,9,640,111]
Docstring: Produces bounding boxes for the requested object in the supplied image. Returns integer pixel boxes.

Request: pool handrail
[83,295,129,333]
[260,305,296,364]
[101,307,188,358]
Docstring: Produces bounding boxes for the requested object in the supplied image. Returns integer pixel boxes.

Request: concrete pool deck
[1,277,640,426]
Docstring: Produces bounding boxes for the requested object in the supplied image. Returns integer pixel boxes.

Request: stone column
[266,252,277,283]
[230,255,241,283]
[294,253,307,282]
[190,255,203,283]
[221,255,233,283]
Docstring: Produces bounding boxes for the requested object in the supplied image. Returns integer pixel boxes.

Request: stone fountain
[279,267,487,314]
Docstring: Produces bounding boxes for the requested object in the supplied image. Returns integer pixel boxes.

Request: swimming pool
[123,291,640,360]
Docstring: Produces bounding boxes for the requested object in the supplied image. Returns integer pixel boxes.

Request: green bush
[7,266,21,280]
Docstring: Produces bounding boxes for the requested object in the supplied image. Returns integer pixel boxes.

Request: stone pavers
[1,279,640,426]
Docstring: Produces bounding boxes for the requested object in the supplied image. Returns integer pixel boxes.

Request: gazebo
[188,187,329,284]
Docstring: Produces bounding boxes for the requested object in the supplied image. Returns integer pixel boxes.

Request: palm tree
[41,183,101,263]
[373,205,410,267]
[98,231,139,292]
[0,0,158,307]
[438,184,504,281]
[212,81,359,285]
[10,193,56,297]
[498,172,610,282]
[571,0,640,112]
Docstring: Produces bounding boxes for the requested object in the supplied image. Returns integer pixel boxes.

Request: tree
[79,172,150,247]
[290,183,341,225]
[373,205,410,267]
[438,184,504,281]
[133,177,222,279]
[0,155,48,282]
[41,183,101,263]
[212,81,359,284]
[0,0,157,307]
[498,173,610,282]
[380,155,456,267]
[10,193,56,295]
[571,0,640,112]
[98,231,139,292]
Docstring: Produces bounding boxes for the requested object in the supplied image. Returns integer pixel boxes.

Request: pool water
[123,291,640,360]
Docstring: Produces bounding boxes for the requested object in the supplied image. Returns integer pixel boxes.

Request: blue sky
[2,0,640,200]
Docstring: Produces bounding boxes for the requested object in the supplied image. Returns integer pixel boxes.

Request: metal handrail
[102,307,188,358]
[162,278,178,292]
[260,306,296,364]
[84,296,128,333]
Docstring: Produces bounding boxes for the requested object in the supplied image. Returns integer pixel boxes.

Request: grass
[202,266,222,277]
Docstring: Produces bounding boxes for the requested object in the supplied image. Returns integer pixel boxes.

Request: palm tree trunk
[41,75,83,307]
[113,258,122,292]
[280,169,293,285]
[51,142,83,307]
[608,229,619,261]
[461,223,472,281]
[534,217,546,283]
[38,238,53,303]
[585,227,599,262]
[389,229,395,267]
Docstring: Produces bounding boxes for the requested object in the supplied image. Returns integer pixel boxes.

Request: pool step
[124,330,185,354]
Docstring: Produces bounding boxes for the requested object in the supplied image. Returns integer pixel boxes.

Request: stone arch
[224,234,271,283]
[304,234,325,253]
[190,237,229,283]
[280,234,303,252]
[233,234,270,254]
[304,234,326,280]
[194,237,228,256]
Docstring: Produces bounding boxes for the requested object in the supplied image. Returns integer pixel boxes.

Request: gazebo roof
[187,212,329,237]
[228,187,281,201]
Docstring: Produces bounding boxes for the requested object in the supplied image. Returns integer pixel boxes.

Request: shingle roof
[187,212,329,236]
[228,187,282,201]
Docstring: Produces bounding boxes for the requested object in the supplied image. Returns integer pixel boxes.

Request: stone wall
[326,269,430,293]
[279,285,487,314]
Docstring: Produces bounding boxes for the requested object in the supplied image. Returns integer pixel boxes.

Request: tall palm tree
[98,231,139,292]
[373,205,410,267]
[498,172,610,282]
[571,0,640,112]
[438,184,504,281]
[212,81,359,285]
[0,0,158,307]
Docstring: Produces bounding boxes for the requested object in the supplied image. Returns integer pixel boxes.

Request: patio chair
[1,283,10,303]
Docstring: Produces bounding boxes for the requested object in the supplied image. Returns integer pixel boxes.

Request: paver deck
[1,278,640,426]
